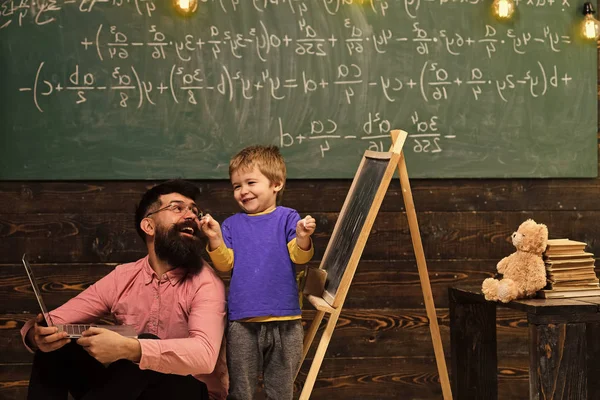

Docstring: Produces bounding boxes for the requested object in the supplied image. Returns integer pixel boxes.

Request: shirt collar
[165,267,187,286]
[248,207,277,217]
[141,256,154,285]
[141,255,194,286]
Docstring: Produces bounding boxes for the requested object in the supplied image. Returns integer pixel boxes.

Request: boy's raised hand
[296,215,316,238]
[199,214,224,250]
[200,214,221,236]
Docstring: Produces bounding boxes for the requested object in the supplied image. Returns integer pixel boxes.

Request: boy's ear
[273,181,284,192]
[140,217,155,237]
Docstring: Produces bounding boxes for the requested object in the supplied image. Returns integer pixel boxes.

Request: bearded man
[20,180,228,400]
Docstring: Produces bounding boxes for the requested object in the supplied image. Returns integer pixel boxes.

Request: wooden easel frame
[296,130,452,400]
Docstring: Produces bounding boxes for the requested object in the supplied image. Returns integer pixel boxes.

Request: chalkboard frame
[319,136,404,307]
[299,130,451,398]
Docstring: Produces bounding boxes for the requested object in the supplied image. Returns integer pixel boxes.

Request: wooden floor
[3,176,600,398]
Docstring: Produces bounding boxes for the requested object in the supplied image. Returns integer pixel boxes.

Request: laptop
[22,254,137,339]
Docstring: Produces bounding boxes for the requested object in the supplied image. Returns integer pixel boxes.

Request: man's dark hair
[135,180,201,240]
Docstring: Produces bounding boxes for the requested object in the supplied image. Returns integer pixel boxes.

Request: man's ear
[140,218,155,237]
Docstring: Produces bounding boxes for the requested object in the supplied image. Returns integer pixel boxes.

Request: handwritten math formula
[1,0,593,167]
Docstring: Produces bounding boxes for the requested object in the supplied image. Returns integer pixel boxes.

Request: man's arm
[137,270,226,376]
[51,275,114,325]
[22,314,71,353]
[76,328,141,365]
[20,271,116,353]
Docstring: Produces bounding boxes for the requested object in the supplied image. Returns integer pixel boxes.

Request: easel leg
[394,142,453,399]
[295,310,326,380]
[299,309,341,400]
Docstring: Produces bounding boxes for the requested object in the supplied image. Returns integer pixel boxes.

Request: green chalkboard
[0,0,596,179]
[322,153,390,301]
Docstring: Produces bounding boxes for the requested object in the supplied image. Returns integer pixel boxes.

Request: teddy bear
[481,219,548,303]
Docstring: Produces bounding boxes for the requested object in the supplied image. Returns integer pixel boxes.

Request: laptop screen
[22,254,54,327]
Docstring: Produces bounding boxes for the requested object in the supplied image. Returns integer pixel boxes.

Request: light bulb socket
[583,2,595,15]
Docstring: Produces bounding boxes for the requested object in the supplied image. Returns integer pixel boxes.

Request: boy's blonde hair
[229,145,287,198]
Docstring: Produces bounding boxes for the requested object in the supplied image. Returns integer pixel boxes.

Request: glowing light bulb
[492,0,515,20]
[173,0,197,16]
[581,2,600,40]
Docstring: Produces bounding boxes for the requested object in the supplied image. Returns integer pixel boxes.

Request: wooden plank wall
[0,57,598,400]
[4,176,600,399]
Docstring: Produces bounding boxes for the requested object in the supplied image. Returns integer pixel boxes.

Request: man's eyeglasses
[145,201,204,219]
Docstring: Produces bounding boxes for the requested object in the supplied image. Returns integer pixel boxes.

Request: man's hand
[77,327,141,365]
[199,214,224,251]
[27,313,70,352]
[296,215,316,239]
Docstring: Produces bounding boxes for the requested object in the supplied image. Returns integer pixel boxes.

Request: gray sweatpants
[226,320,303,400]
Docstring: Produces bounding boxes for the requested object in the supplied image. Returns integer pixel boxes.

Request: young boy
[200,145,316,400]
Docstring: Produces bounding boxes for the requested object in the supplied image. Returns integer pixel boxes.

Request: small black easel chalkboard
[296,130,452,400]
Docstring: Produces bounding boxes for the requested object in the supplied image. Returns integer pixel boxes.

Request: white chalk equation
[279,111,452,157]
[18,60,573,113]
[74,22,571,63]
[2,0,591,162]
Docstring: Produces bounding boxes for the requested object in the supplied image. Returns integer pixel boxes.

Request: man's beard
[154,221,205,273]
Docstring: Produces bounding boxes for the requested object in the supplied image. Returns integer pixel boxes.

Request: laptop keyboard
[57,324,91,336]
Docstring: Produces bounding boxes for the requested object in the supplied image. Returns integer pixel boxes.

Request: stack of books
[538,239,600,299]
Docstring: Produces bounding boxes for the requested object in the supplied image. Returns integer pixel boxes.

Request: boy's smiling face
[231,166,282,214]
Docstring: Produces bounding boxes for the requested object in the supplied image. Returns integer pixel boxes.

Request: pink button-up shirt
[21,256,228,399]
